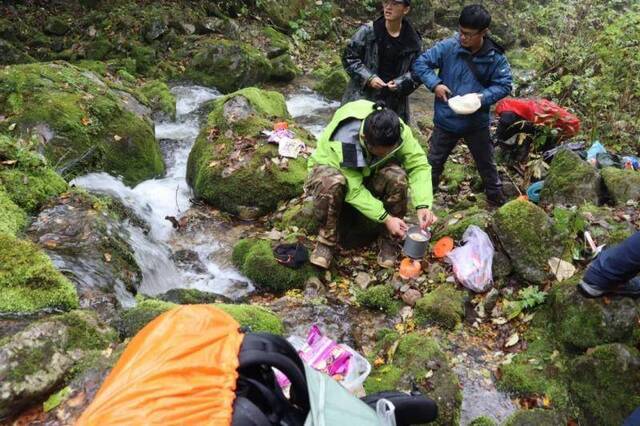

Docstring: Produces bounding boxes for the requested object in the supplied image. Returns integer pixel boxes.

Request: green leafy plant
[504,286,548,320]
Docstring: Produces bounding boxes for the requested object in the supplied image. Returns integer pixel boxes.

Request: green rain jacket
[308,100,433,223]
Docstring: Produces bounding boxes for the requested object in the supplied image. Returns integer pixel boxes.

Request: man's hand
[385,216,408,238]
[434,84,452,102]
[369,76,387,90]
[387,80,398,91]
[417,208,438,230]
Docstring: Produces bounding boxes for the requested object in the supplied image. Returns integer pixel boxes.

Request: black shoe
[578,278,640,298]
[487,192,507,207]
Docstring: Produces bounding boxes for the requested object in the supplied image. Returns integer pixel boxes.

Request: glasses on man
[458,27,482,38]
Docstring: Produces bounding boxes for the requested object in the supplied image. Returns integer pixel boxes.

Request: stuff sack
[446,226,494,293]
[496,98,581,139]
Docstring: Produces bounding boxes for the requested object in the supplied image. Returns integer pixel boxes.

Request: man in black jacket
[342,0,422,123]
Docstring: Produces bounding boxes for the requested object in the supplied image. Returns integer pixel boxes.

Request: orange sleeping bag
[77,305,244,426]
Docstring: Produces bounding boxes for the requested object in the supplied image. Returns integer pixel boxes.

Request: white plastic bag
[376,399,397,426]
[446,225,494,292]
[448,93,482,115]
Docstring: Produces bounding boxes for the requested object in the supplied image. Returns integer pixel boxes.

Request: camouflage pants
[305,164,408,246]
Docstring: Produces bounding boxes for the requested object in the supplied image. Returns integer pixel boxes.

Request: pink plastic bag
[446,225,494,293]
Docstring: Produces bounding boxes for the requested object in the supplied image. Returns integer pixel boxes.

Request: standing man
[342,0,422,123]
[413,4,512,206]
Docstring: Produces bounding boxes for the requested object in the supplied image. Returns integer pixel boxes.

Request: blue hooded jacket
[413,34,512,134]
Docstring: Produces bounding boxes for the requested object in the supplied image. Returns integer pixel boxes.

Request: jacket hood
[373,16,422,54]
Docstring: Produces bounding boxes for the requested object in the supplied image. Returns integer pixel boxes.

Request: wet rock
[493,200,555,284]
[492,250,513,282]
[469,416,497,426]
[365,330,462,425]
[0,233,78,315]
[540,149,601,206]
[402,288,422,307]
[601,167,640,206]
[139,80,177,120]
[171,249,208,274]
[355,271,373,290]
[231,238,316,292]
[263,26,292,58]
[0,62,164,186]
[0,39,34,65]
[114,298,284,338]
[28,192,143,314]
[503,409,566,426]
[356,284,400,315]
[143,17,168,42]
[550,280,639,350]
[186,40,272,93]
[0,310,116,419]
[44,17,70,36]
[303,276,325,299]
[314,65,349,101]
[155,288,232,304]
[180,22,196,35]
[569,343,640,425]
[269,54,299,82]
[186,88,311,217]
[414,284,466,329]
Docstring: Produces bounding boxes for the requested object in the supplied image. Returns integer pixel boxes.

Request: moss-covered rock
[155,288,232,305]
[262,26,293,58]
[232,238,315,292]
[186,40,272,93]
[314,65,348,101]
[356,284,400,315]
[0,134,68,212]
[138,79,176,119]
[493,199,555,284]
[550,280,639,350]
[0,189,26,236]
[0,233,79,315]
[114,297,284,338]
[278,199,320,234]
[469,416,497,426]
[269,54,300,82]
[0,39,35,65]
[503,409,566,426]
[186,87,311,217]
[0,310,116,419]
[0,62,164,185]
[414,284,466,330]
[364,330,461,426]
[601,167,640,206]
[577,203,635,246]
[540,149,601,206]
[569,343,640,425]
[257,0,310,33]
[431,205,491,242]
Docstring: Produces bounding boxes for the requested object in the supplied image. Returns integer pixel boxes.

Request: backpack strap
[462,54,490,89]
[232,395,273,426]
[238,333,310,413]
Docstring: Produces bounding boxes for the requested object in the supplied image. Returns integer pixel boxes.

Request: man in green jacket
[306,99,436,269]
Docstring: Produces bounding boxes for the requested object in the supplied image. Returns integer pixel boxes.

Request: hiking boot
[487,192,507,207]
[578,277,640,298]
[377,236,399,269]
[310,242,333,269]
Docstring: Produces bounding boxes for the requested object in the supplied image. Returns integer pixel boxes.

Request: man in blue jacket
[413,4,512,205]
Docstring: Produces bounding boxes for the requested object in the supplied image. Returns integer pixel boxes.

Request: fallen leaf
[8,122,16,131]
[424,370,434,379]
[103,253,112,262]
[43,386,72,412]
[492,317,508,325]
[505,332,519,348]
[113,134,122,141]
[81,116,92,126]
[1,159,17,165]
[374,357,385,367]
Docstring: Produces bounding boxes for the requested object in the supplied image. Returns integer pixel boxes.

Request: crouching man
[306,100,436,269]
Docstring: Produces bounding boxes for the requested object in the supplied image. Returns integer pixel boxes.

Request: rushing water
[286,88,340,137]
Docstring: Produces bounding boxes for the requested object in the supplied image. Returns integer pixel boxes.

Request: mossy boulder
[278,199,320,234]
[186,40,272,93]
[186,87,311,217]
[138,79,176,119]
[601,167,640,206]
[0,39,35,65]
[0,189,26,236]
[269,54,300,82]
[44,16,71,36]
[493,200,554,284]
[569,343,640,425]
[431,205,491,242]
[503,409,566,426]
[262,26,293,58]
[0,233,79,315]
[258,0,310,33]
[232,238,315,293]
[469,416,497,426]
[0,134,67,212]
[356,284,400,315]
[550,280,639,350]
[0,310,116,419]
[314,65,348,101]
[364,330,461,426]
[114,297,284,338]
[0,62,164,185]
[540,149,601,206]
[577,203,635,246]
[414,284,466,330]
[155,288,232,305]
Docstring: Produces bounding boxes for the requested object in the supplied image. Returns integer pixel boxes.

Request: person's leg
[428,126,460,192]
[369,163,408,268]
[580,231,640,297]
[463,127,505,205]
[304,166,346,268]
